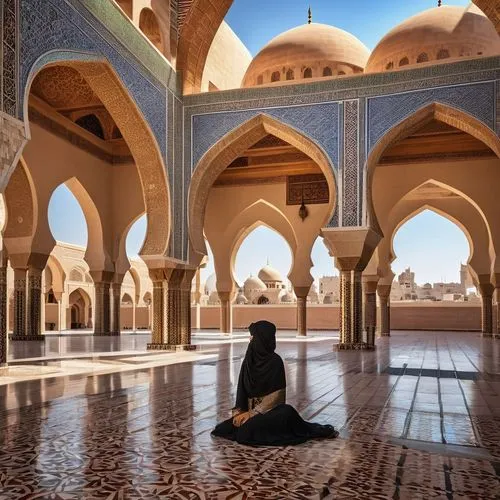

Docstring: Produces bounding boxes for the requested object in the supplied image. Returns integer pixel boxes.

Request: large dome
[258,264,283,283]
[366,4,500,73]
[244,276,267,291]
[242,23,370,87]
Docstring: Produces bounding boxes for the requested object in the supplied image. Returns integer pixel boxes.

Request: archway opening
[233,226,292,305]
[27,60,170,259]
[391,210,473,303]
[139,8,164,52]
[191,115,337,267]
[48,184,88,248]
[311,237,338,304]
[68,288,92,330]
[368,104,500,234]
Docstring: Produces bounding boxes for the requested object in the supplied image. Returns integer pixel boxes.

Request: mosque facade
[2,0,500,362]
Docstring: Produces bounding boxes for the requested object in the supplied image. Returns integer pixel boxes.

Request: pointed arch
[3,157,37,241]
[227,201,297,287]
[391,205,473,267]
[374,180,493,280]
[46,254,66,294]
[58,177,109,272]
[189,113,337,261]
[365,102,500,233]
[24,54,171,258]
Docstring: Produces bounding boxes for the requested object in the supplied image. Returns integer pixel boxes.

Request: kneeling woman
[212,320,338,446]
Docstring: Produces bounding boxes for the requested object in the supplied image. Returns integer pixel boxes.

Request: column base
[379,333,391,337]
[147,343,197,352]
[482,332,493,338]
[9,335,45,341]
[93,332,121,337]
[0,365,8,375]
[336,342,376,351]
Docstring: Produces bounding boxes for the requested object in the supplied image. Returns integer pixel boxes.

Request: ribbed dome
[366,5,500,73]
[258,264,283,283]
[244,276,267,291]
[242,23,370,87]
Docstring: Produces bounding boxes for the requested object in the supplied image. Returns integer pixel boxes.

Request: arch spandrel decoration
[366,102,500,235]
[367,81,496,152]
[188,114,337,263]
[191,103,340,171]
[19,0,168,156]
[24,57,171,258]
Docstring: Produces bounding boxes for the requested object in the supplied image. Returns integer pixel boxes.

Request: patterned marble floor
[0,331,499,499]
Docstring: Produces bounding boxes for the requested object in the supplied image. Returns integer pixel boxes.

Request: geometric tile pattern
[367,81,496,152]
[1,331,499,498]
[342,100,359,227]
[20,0,168,157]
[1,0,18,117]
[191,103,340,172]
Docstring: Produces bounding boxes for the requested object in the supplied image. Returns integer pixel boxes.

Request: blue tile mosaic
[191,103,340,173]
[20,0,167,158]
[367,81,496,152]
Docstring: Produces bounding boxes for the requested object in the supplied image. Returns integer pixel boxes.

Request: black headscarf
[235,320,286,411]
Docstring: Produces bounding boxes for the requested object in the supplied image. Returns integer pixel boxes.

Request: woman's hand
[233,411,251,427]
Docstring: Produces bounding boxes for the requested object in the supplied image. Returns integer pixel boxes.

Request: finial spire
[308,6,312,24]
[438,0,442,6]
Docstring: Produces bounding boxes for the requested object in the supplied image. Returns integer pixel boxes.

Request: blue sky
[48,1,472,286]
[225,0,470,55]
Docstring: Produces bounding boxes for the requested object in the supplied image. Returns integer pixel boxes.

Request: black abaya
[212,321,338,446]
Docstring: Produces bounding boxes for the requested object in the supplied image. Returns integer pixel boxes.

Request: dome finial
[438,0,442,6]
[308,6,312,24]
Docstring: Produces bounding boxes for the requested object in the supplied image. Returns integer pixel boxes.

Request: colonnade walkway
[0,332,499,498]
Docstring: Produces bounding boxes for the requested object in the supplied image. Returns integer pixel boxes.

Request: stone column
[93,281,112,336]
[0,260,7,366]
[321,227,382,351]
[479,282,494,337]
[377,284,392,337]
[132,301,136,332]
[26,267,44,339]
[180,270,195,345]
[363,279,378,348]
[147,268,195,351]
[294,286,310,337]
[110,282,122,335]
[193,268,201,330]
[11,268,27,340]
[218,291,233,335]
[337,265,366,349]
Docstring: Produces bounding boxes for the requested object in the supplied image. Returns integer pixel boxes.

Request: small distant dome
[281,291,296,303]
[258,264,283,283]
[205,273,217,294]
[244,275,267,292]
[236,288,248,305]
[242,23,370,87]
[423,283,432,289]
[366,5,500,73]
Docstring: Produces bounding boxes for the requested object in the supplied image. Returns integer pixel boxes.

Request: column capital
[89,270,115,284]
[377,284,392,300]
[292,285,311,299]
[363,276,379,294]
[478,282,494,298]
[322,227,382,272]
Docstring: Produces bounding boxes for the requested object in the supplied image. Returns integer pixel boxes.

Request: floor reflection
[0,331,499,498]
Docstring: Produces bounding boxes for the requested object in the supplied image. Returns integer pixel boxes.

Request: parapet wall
[192,302,483,331]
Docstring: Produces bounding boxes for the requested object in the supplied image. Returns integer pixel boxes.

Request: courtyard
[1,331,499,498]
